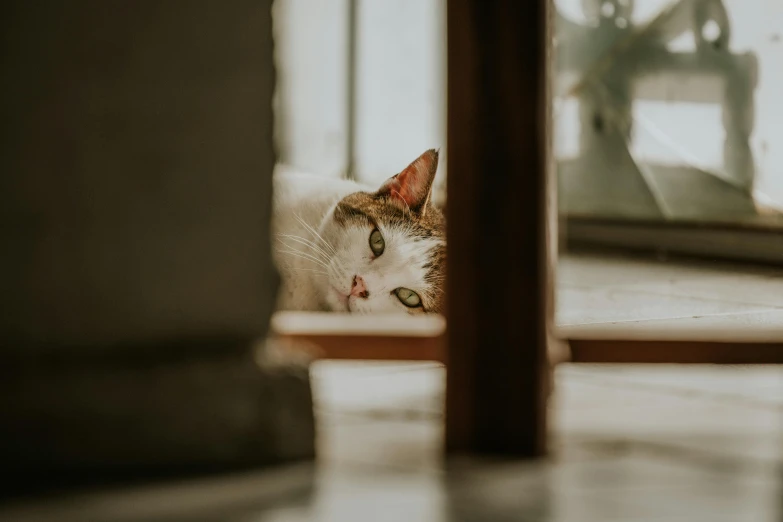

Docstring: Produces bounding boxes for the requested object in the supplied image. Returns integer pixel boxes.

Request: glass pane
[555,0,783,226]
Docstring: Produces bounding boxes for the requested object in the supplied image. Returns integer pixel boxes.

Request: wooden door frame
[443,0,552,457]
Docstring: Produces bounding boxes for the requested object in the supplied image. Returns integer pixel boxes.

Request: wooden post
[445,0,552,456]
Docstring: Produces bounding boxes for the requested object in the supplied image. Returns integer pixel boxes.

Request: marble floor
[2,253,782,521]
[557,251,783,337]
[304,361,783,522]
[2,360,781,522]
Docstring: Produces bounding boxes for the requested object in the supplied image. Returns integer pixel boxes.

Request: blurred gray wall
[0,0,279,349]
[0,2,316,491]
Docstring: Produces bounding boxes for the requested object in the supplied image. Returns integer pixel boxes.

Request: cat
[272,149,445,315]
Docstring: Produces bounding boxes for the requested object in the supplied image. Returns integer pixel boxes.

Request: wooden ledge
[561,318,783,363]
[558,312,783,343]
[567,339,783,364]
[271,312,445,362]
[271,312,783,364]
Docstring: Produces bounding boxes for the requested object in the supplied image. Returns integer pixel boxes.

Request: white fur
[272,164,442,314]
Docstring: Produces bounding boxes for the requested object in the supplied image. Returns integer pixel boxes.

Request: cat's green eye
[395,287,421,308]
[369,228,385,256]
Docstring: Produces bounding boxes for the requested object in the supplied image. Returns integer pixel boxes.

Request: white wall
[354,0,447,189]
[273,0,349,178]
[274,0,447,197]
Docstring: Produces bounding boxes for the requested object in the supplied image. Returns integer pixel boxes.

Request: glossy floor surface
[3,361,781,522]
[557,252,783,333]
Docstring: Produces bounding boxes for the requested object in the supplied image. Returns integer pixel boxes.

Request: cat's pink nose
[351,275,369,298]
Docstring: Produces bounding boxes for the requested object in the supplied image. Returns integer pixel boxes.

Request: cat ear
[377,149,439,214]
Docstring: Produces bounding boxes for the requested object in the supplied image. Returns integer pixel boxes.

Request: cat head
[319,149,446,314]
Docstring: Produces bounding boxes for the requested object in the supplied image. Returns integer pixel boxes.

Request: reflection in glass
[555,0,783,225]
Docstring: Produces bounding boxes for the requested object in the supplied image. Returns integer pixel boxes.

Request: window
[556,0,783,264]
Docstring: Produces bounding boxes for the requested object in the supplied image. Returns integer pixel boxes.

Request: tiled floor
[2,254,782,521]
[557,252,783,330]
[301,361,782,522]
[3,361,780,522]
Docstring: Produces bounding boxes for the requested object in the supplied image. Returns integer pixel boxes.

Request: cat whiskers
[294,213,337,255]
[276,242,330,270]
[278,234,332,263]
[328,258,349,282]
[288,267,329,277]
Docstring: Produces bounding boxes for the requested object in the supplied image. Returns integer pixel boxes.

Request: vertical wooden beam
[445,0,552,456]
